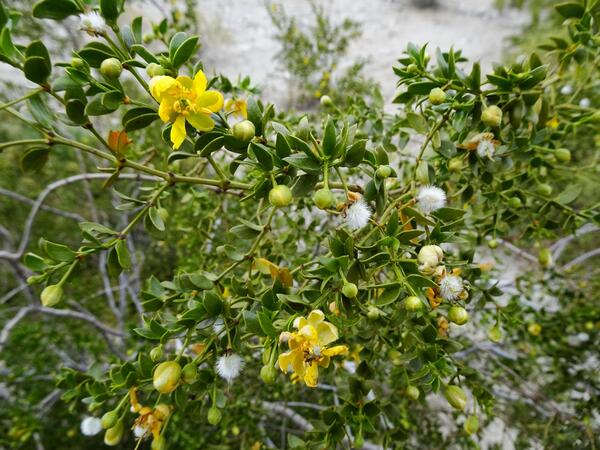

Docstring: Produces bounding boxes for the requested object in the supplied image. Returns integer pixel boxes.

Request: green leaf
[431,207,466,221]
[322,117,337,158]
[130,44,159,64]
[24,56,51,84]
[24,253,47,272]
[122,107,158,131]
[115,239,131,270]
[406,274,438,289]
[249,142,274,170]
[168,32,188,59]
[40,239,75,262]
[100,0,120,22]
[406,112,428,134]
[78,42,115,68]
[554,2,585,18]
[203,292,223,316]
[188,272,214,290]
[171,36,199,68]
[375,286,401,307]
[32,0,81,20]
[246,97,263,136]
[257,310,277,337]
[283,154,321,173]
[148,207,165,231]
[20,146,50,172]
[65,99,88,125]
[344,139,366,167]
[407,81,438,95]
[196,133,225,156]
[554,184,581,205]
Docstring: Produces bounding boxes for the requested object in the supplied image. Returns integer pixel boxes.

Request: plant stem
[0,88,44,111]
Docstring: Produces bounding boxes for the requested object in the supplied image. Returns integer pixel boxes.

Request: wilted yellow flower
[149,71,223,149]
[225,98,247,119]
[278,310,348,387]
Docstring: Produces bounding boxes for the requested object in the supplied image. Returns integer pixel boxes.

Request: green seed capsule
[404,296,423,311]
[464,415,479,434]
[100,58,123,79]
[481,105,503,127]
[269,185,293,207]
[429,87,446,105]
[101,410,119,430]
[153,361,181,394]
[448,306,469,325]
[232,120,256,143]
[444,385,467,410]
[406,385,420,400]
[207,406,222,425]
[313,188,335,210]
[41,284,63,307]
[104,421,124,446]
[342,282,358,298]
[260,364,277,384]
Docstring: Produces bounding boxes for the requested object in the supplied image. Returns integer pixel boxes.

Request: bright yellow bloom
[225,98,247,119]
[149,71,223,149]
[278,310,348,387]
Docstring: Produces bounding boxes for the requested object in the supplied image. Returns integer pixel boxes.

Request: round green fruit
[448,306,469,325]
[269,185,293,207]
[232,120,256,143]
[313,188,335,210]
[100,58,123,79]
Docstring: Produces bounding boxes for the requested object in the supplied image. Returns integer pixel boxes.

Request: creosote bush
[0,1,599,449]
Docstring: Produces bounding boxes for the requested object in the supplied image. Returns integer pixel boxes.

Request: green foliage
[0,1,599,450]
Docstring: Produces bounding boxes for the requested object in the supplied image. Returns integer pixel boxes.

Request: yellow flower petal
[193,70,207,94]
[298,325,317,343]
[304,361,319,387]
[149,76,178,102]
[158,98,175,123]
[307,310,325,326]
[278,350,295,373]
[316,321,339,346]
[186,112,214,132]
[321,345,348,357]
[196,91,224,112]
[176,75,193,89]
[170,115,187,149]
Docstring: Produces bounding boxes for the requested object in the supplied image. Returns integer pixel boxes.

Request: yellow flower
[225,98,247,119]
[149,71,224,149]
[278,310,348,387]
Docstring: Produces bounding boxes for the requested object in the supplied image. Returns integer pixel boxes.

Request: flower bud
[444,385,467,410]
[448,306,469,325]
[320,95,333,107]
[538,247,553,268]
[448,157,463,172]
[417,245,444,274]
[366,305,384,320]
[207,406,222,425]
[528,322,542,336]
[151,436,166,450]
[464,415,479,435]
[508,196,522,209]
[103,421,124,446]
[554,148,571,162]
[404,296,423,311]
[27,274,45,284]
[153,361,181,394]
[232,120,256,143]
[375,165,393,179]
[487,239,498,249]
[487,325,502,343]
[100,58,123,79]
[269,185,293,208]
[535,183,553,196]
[260,364,277,384]
[101,410,119,429]
[181,362,198,384]
[313,188,335,210]
[406,385,420,400]
[150,346,163,361]
[41,284,63,307]
[342,282,358,298]
[71,57,86,69]
[406,63,418,74]
[146,62,165,77]
[153,404,171,421]
[481,105,502,127]
[429,87,446,105]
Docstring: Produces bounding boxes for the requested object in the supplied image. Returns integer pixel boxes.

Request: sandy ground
[190,0,529,106]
